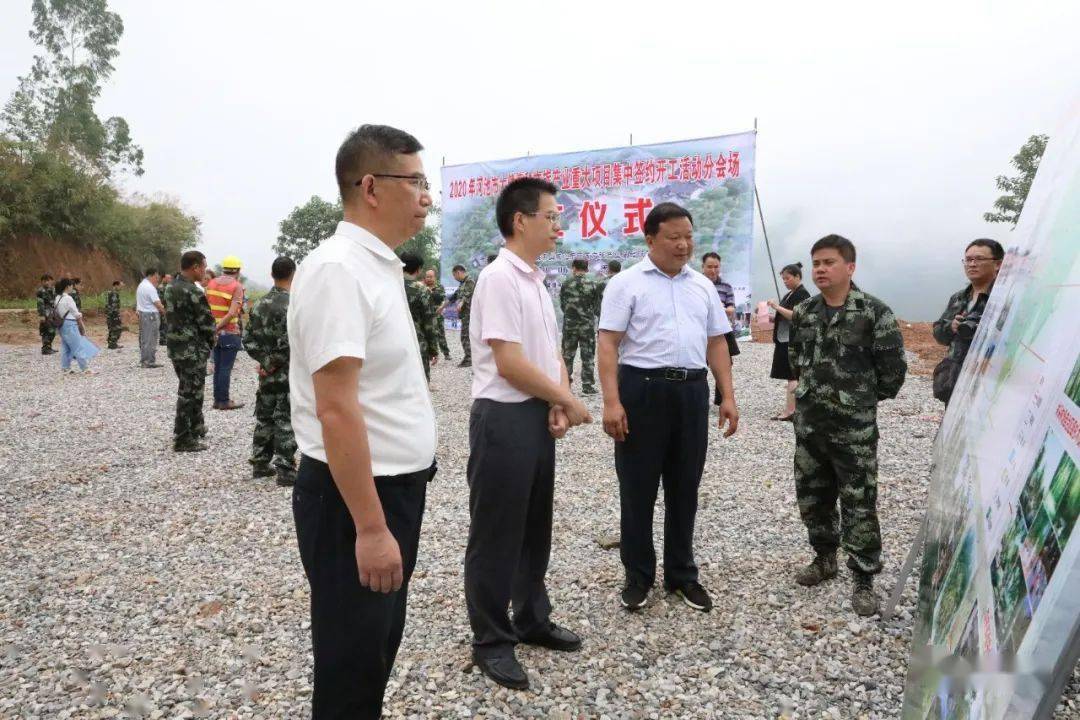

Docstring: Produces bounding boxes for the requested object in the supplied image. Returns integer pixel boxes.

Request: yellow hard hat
[221,255,242,270]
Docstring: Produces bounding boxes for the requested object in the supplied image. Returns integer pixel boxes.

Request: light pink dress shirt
[470,248,561,402]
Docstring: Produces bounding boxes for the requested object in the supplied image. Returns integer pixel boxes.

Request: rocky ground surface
[1,335,1076,719]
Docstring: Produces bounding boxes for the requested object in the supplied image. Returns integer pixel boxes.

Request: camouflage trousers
[39,319,56,350]
[171,355,209,448]
[419,341,431,381]
[159,315,168,346]
[250,377,297,474]
[562,326,596,392]
[106,312,123,348]
[434,315,450,358]
[460,312,471,362]
[793,398,882,575]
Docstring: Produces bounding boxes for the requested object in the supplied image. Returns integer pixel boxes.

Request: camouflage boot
[275,466,296,487]
[794,552,838,586]
[251,462,274,479]
[852,572,879,616]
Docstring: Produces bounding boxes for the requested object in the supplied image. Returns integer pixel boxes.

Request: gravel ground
[1,335,1077,719]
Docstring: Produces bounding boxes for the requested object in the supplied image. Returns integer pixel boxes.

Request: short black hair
[701,252,721,265]
[40,273,52,281]
[607,260,621,273]
[966,238,1004,262]
[486,254,498,264]
[781,262,803,278]
[335,124,423,202]
[810,234,857,263]
[72,277,81,284]
[180,250,206,271]
[644,202,693,237]
[55,278,73,295]
[271,255,297,281]
[144,267,158,277]
[452,264,466,274]
[400,252,424,274]
[571,258,588,271]
[112,280,121,286]
[495,177,558,238]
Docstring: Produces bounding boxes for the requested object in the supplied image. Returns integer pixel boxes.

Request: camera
[955,293,990,342]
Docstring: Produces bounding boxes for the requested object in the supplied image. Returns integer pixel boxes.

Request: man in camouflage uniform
[244,256,298,486]
[105,280,124,349]
[164,252,215,453]
[424,269,452,360]
[158,274,173,346]
[402,253,439,381]
[594,259,621,312]
[559,258,600,394]
[35,274,57,354]
[449,264,476,367]
[788,235,907,617]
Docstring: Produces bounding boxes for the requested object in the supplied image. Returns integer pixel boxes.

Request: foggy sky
[2,0,1078,319]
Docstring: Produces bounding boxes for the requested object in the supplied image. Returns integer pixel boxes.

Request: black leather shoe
[519,623,582,652]
[474,653,529,690]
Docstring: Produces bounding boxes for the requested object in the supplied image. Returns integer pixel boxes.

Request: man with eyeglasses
[287,124,437,719]
[932,238,1004,405]
[464,177,593,691]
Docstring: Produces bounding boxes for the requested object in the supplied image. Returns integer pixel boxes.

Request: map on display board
[903,112,1080,719]
[439,132,756,327]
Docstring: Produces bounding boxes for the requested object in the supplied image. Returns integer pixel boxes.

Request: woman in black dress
[766,263,811,421]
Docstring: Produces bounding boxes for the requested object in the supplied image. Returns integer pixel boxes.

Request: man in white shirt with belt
[287,124,436,719]
[136,268,165,368]
[464,178,592,691]
[598,202,739,614]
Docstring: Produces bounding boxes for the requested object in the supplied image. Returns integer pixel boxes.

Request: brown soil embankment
[0,235,134,298]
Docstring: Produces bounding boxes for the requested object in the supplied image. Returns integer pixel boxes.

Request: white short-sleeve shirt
[136,278,161,313]
[598,254,731,369]
[288,221,436,476]
[470,248,561,402]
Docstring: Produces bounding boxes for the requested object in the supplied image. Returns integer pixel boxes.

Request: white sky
[2,0,1078,318]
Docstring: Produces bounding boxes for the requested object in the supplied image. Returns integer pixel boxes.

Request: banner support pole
[754,183,783,299]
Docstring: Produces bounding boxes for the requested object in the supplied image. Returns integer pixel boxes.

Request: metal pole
[629,133,633,146]
[754,183,783,299]
[880,513,927,622]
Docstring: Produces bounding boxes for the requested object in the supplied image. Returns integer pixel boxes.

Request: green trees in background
[984,134,1049,226]
[1,0,199,280]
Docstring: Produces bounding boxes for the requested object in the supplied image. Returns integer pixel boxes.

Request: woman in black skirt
[766,263,811,421]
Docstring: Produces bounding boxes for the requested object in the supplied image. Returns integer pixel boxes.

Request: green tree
[2,0,144,178]
[397,205,441,271]
[273,195,342,262]
[984,134,1048,226]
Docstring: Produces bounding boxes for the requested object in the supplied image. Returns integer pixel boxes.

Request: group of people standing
[279,124,911,720]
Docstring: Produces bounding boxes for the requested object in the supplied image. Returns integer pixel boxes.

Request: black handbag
[932,356,962,404]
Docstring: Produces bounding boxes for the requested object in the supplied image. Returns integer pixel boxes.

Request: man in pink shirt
[464,178,593,691]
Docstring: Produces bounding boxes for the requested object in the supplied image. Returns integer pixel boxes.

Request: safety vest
[206,275,243,333]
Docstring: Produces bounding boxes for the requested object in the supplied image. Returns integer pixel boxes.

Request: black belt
[619,364,707,382]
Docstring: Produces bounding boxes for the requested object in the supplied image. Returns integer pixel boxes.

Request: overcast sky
[2,0,1078,319]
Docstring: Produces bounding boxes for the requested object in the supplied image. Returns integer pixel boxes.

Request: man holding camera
[932,239,1004,404]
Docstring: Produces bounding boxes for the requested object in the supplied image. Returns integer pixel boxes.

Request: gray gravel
[1,335,1077,719]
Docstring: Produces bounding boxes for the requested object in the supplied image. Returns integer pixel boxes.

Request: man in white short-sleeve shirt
[463,178,592,692]
[598,202,739,615]
[287,124,435,719]
[136,269,165,367]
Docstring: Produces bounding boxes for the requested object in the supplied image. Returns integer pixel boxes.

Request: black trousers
[615,366,710,589]
[464,398,555,659]
[292,455,432,720]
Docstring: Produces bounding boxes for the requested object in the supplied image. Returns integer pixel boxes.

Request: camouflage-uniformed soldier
[559,258,600,394]
[787,235,907,617]
[35,274,57,354]
[401,254,438,381]
[158,274,173,346]
[164,253,215,453]
[424,269,452,360]
[244,256,298,486]
[105,281,124,349]
[449,264,476,367]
